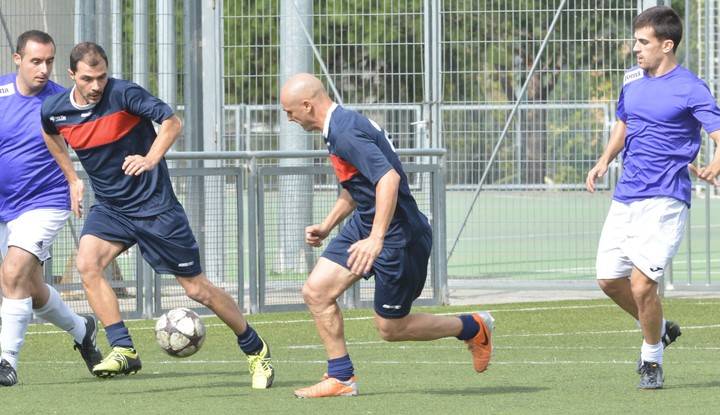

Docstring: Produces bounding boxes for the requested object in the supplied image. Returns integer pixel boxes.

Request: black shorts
[81,203,202,276]
[322,221,432,319]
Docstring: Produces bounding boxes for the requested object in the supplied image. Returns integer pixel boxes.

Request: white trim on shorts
[596,197,687,281]
[0,208,70,262]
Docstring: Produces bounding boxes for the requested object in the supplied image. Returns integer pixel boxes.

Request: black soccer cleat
[0,359,18,387]
[636,320,681,374]
[638,361,664,389]
[661,320,681,348]
[73,315,104,375]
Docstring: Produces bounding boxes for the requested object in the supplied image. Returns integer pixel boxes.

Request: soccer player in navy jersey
[40,42,274,388]
[280,73,494,398]
[0,31,102,387]
[586,6,720,389]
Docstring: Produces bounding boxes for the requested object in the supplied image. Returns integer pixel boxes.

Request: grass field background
[4,298,719,414]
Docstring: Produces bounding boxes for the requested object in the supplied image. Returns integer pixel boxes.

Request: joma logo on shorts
[178,261,194,267]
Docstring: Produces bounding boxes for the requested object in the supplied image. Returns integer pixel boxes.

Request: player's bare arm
[347,168,400,275]
[689,129,720,185]
[305,189,356,247]
[122,114,182,176]
[42,130,84,218]
[586,120,627,193]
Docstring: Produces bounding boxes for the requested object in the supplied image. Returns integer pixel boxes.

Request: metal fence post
[247,158,259,314]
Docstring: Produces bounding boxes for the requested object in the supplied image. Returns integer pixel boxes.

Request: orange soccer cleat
[465,311,494,373]
[294,375,358,398]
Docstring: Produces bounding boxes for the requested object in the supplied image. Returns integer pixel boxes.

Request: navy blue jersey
[324,105,431,247]
[40,78,176,217]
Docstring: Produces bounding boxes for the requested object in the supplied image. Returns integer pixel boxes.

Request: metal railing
[42,149,446,318]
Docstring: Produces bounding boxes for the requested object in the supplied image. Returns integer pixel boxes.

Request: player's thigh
[78,206,133,271]
[305,257,362,301]
[134,203,202,277]
[596,201,633,279]
[4,208,70,262]
[373,231,432,319]
[628,197,687,281]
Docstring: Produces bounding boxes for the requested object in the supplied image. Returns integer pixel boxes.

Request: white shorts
[596,197,687,281]
[0,209,70,262]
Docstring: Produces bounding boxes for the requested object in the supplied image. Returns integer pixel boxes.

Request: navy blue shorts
[322,222,432,319]
[81,203,202,276]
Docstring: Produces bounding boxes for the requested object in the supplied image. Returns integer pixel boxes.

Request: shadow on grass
[363,385,549,397]
[28,369,246,386]
[665,380,720,390]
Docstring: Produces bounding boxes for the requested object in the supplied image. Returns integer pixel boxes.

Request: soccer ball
[155,307,206,357]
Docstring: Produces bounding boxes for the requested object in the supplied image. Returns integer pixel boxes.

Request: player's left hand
[689,163,720,186]
[123,154,158,176]
[347,235,383,276]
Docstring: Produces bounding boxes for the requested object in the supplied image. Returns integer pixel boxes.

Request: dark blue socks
[328,354,354,381]
[237,324,263,355]
[105,321,134,348]
[456,314,480,340]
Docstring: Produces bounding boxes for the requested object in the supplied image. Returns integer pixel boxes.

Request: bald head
[281,73,327,102]
[280,73,334,132]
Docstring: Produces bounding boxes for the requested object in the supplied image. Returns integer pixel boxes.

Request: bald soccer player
[280,73,494,398]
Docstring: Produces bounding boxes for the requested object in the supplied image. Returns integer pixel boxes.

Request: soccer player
[0,30,102,387]
[40,42,274,389]
[586,6,720,389]
[280,73,494,398]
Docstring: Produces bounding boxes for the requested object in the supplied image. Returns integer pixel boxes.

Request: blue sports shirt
[40,78,176,216]
[0,73,68,222]
[324,104,431,248]
[614,65,720,206]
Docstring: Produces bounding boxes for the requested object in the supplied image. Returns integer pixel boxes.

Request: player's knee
[631,281,657,302]
[0,261,22,286]
[302,282,324,307]
[75,255,103,279]
[374,319,403,342]
[182,281,212,305]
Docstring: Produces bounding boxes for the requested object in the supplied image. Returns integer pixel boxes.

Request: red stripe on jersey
[58,111,142,150]
[329,154,359,182]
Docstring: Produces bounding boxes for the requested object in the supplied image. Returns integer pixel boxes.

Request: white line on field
[283,324,720,349]
[23,304,719,336]
[23,304,620,335]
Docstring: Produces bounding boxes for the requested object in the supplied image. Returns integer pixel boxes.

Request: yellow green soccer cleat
[92,347,142,378]
[247,340,274,389]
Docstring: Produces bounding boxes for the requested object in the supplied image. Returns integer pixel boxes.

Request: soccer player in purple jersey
[280,73,494,398]
[586,6,720,389]
[0,31,102,387]
[40,42,274,388]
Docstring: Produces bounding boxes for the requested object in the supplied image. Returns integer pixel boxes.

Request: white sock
[33,284,86,344]
[0,297,33,369]
[640,340,663,365]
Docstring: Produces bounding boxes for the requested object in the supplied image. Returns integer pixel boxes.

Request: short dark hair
[15,30,55,55]
[633,6,682,53]
[69,42,108,72]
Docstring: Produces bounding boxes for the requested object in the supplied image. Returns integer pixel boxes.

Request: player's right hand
[585,162,608,193]
[69,178,85,218]
[305,224,329,247]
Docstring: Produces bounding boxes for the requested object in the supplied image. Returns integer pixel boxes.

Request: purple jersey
[0,73,68,222]
[324,105,431,248]
[614,65,720,206]
[41,78,176,217]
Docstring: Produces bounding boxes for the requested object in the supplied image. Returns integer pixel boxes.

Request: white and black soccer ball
[155,307,206,357]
